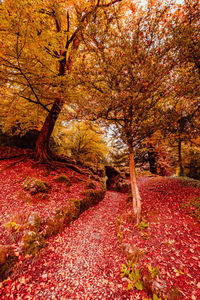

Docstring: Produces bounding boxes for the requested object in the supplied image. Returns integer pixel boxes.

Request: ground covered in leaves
[119,177,200,299]
[0,157,97,245]
[0,158,199,299]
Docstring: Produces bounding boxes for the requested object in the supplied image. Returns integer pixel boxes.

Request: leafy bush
[6,221,20,233]
[121,259,161,297]
[135,220,149,230]
[121,261,144,291]
[43,206,76,238]
[6,217,25,242]
[70,199,81,217]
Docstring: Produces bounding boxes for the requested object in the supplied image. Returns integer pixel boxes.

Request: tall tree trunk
[148,148,158,174]
[34,39,81,162]
[177,139,184,176]
[129,147,141,223]
[34,98,63,162]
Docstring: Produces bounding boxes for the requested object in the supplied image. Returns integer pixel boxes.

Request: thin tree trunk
[129,148,141,223]
[178,139,184,176]
[148,150,157,174]
[34,98,63,162]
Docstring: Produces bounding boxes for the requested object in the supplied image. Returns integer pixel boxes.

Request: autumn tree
[74,0,177,222]
[0,0,123,162]
[172,0,200,74]
[52,120,109,163]
[181,139,200,179]
[161,0,200,175]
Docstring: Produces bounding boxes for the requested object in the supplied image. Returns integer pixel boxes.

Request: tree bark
[129,148,141,223]
[34,98,63,162]
[148,148,158,174]
[177,138,184,176]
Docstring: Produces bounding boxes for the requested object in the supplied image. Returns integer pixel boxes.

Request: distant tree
[159,63,200,176]
[182,139,200,179]
[166,0,200,174]
[172,0,200,74]
[53,121,109,163]
[109,148,129,168]
[75,0,177,222]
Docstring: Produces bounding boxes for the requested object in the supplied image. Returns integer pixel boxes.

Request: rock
[104,166,120,190]
[54,174,72,186]
[27,212,41,229]
[23,177,49,195]
[105,165,129,192]
[22,231,46,256]
[116,180,130,193]
[0,245,18,281]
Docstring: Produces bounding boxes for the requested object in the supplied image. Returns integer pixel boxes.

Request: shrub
[6,220,24,242]
[61,207,75,225]
[6,221,20,234]
[56,206,75,224]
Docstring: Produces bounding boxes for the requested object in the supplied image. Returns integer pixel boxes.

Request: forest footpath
[0,175,200,299]
[1,191,132,299]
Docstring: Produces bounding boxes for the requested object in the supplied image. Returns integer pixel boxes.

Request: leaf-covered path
[1,177,200,299]
[1,191,133,299]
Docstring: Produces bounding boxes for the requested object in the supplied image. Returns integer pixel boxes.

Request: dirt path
[1,191,134,299]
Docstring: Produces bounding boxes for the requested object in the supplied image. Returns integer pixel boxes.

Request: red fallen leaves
[0,190,137,299]
[120,177,200,299]
[0,159,200,299]
[0,157,88,226]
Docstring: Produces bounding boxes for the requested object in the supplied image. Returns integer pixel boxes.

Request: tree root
[0,146,89,175]
[34,148,89,175]
[51,161,89,175]
[0,154,25,160]
[0,155,27,171]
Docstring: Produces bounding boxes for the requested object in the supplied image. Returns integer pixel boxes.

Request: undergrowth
[116,212,183,299]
